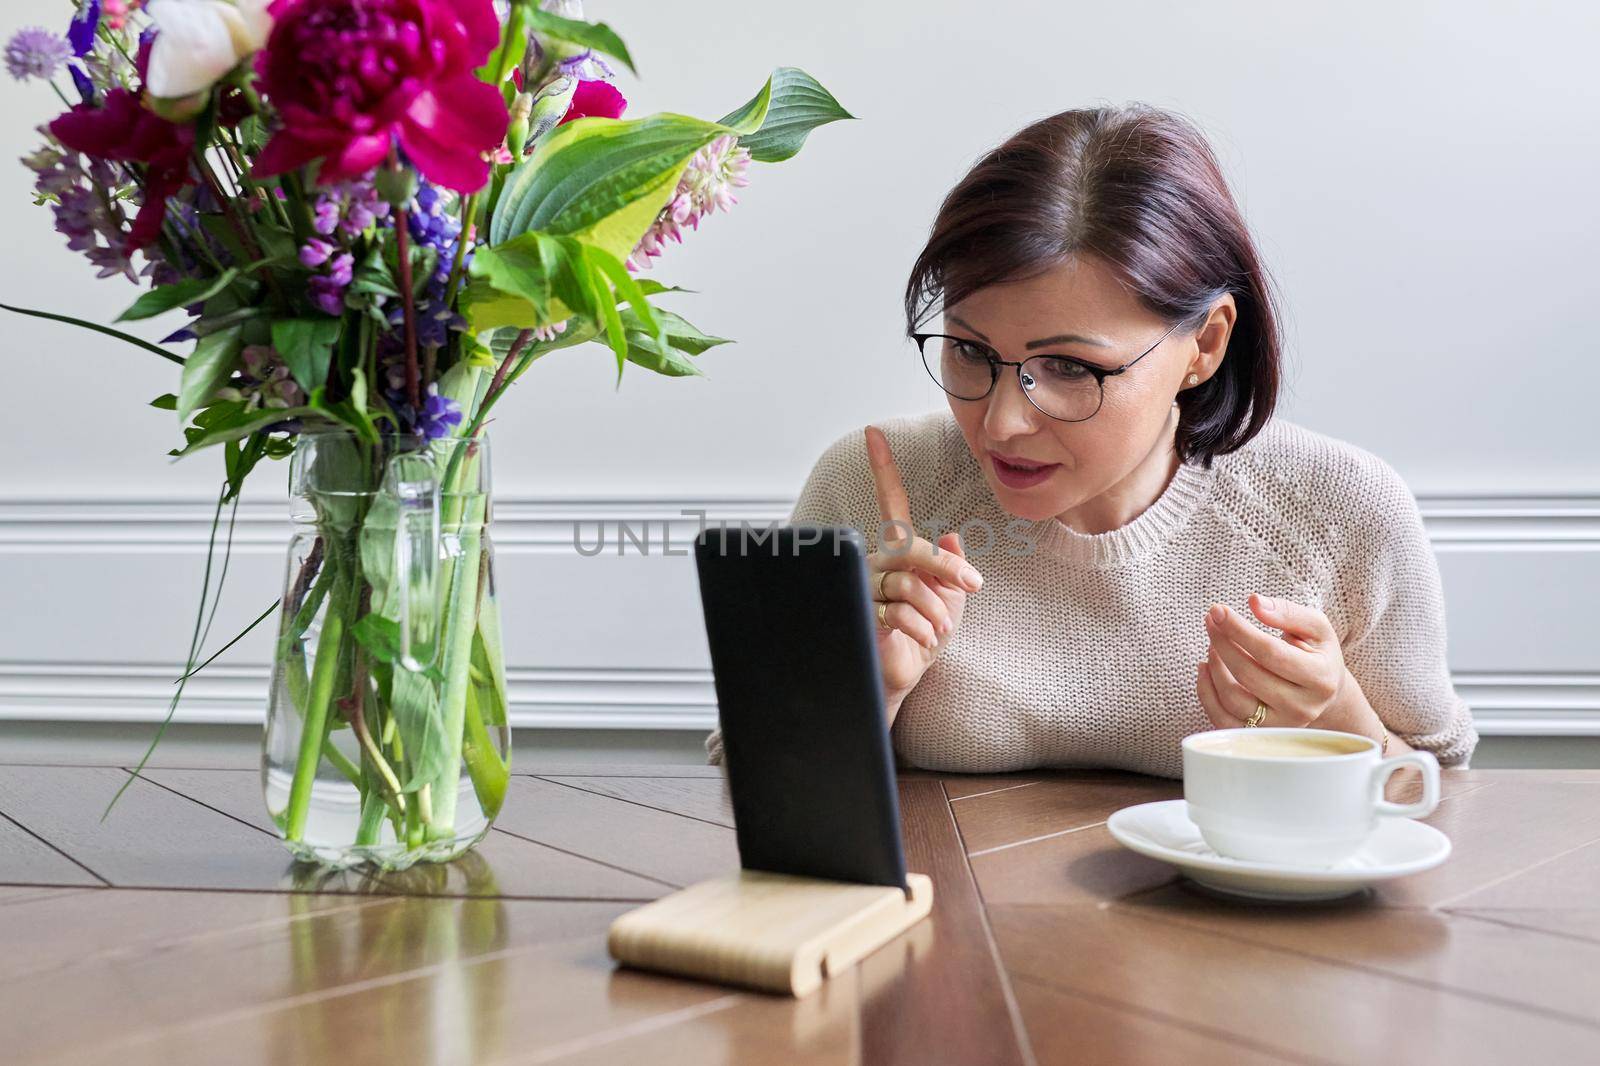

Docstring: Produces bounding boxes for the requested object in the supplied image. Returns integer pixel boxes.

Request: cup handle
[1371,750,1441,819]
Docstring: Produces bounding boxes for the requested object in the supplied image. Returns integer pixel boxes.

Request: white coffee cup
[1181,727,1440,866]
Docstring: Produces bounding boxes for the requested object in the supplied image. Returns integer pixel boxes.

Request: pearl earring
[1186,373,1199,386]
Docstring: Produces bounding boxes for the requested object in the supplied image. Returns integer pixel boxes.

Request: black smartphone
[693,524,909,890]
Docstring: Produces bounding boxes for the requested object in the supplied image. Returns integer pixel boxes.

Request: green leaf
[587,242,664,348]
[171,404,318,457]
[622,307,730,357]
[150,393,178,410]
[177,325,244,421]
[116,268,241,322]
[271,317,343,394]
[466,231,613,333]
[353,611,444,683]
[351,613,402,665]
[351,245,400,298]
[0,302,185,366]
[391,669,451,792]
[570,245,627,380]
[460,278,546,334]
[198,215,252,267]
[466,235,677,384]
[465,233,560,330]
[619,306,731,377]
[717,74,773,137]
[359,490,402,617]
[489,113,734,259]
[717,67,856,163]
[523,9,637,76]
[633,279,695,297]
[624,332,704,377]
[474,601,508,725]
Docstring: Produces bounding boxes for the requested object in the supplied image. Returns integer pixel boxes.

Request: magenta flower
[49,88,197,251]
[558,78,627,126]
[251,0,508,193]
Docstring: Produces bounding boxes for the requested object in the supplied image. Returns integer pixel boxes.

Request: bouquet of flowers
[6,0,850,866]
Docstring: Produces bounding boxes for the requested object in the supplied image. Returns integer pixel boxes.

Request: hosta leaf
[489,113,733,261]
[717,67,855,163]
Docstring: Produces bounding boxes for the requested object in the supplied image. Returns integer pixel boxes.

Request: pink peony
[251,0,508,193]
[558,78,626,125]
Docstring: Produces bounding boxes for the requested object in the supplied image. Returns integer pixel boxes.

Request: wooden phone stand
[607,868,934,996]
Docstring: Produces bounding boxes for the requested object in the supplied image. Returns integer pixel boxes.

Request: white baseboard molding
[2,492,1596,740]
[1,491,1596,551]
[2,662,1597,738]
[0,662,718,731]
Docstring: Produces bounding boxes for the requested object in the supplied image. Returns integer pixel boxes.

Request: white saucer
[1106,799,1452,902]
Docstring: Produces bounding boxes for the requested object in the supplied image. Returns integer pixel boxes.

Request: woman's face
[941,253,1229,525]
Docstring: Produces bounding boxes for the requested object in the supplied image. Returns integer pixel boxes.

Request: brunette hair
[903,104,1281,467]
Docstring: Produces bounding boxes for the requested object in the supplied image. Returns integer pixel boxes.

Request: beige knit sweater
[704,410,1478,777]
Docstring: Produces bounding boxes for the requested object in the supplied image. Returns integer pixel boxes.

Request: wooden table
[1,763,1596,1065]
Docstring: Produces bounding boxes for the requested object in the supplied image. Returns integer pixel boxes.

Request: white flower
[144,0,273,99]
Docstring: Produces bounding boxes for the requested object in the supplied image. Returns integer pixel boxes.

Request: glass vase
[262,429,511,869]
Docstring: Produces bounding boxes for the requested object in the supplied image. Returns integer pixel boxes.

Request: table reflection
[273,852,511,1064]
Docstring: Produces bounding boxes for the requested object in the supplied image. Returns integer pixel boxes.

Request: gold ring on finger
[1244,702,1268,728]
[876,601,889,628]
[875,569,889,601]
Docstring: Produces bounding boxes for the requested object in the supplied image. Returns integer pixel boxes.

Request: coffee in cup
[1181,727,1440,866]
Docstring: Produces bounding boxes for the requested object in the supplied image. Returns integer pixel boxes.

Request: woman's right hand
[864,426,983,719]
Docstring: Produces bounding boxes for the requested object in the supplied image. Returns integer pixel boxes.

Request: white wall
[2,2,1597,747]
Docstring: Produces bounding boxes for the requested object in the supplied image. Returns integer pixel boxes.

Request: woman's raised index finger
[864,426,913,541]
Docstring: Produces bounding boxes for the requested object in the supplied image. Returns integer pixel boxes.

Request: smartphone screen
[694,524,909,889]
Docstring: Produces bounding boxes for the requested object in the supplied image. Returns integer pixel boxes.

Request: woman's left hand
[1196,593,1349,728]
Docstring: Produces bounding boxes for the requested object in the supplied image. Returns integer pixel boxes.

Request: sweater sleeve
[1331,455,1478,766]
[703,430,865,767]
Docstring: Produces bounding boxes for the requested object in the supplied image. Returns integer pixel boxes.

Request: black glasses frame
[911,317,1186,423]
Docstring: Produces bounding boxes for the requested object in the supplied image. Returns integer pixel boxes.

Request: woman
[706,104,1477,777]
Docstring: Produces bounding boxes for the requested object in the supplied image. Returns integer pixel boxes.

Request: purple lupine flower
[415,384,462,441]
[53,186,101,251]
[312,199,340,236]
[298,238,334,268]
[86,242,137,282]
[373,367,463,443]
[342,187,388,234]
[308,252,355,317]
[402,181,471,348]
[308,280,343,316]
[6,28,72,81]
[301,175,391,316]
[67,1,101,58]
[30,143,141,283]
[326,252,354,286]
[309,177,391,238]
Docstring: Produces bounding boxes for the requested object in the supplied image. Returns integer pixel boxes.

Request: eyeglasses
[911,318,1185,423]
